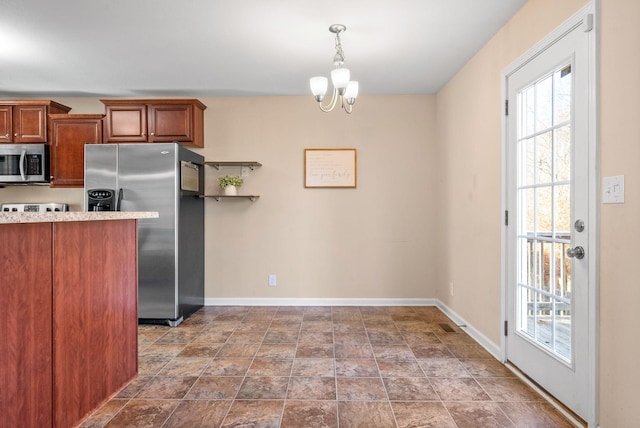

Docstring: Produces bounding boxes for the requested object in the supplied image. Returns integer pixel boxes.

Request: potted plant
[218,175,243,195]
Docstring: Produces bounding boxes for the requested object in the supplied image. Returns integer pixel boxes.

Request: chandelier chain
[334,32,345,66]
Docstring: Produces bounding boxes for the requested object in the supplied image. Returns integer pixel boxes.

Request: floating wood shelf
[202,195,260,202]
[204,161,262,170]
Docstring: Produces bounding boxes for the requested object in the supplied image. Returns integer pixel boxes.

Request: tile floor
[80,306,575,427]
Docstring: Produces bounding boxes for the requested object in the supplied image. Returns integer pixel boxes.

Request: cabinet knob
[14,133,18,137]
[150,132,154,136]
[141,133,146,137]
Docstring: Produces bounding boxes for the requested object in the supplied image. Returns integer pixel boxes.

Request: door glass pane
[525,188,534,234]
[520,86,535,138]
[536,132,553,184]
[515,62,573,364]
[535,75,553,131]
[554,125,571,182]
[535,187,552,233]
[554,185,571,235]
[554,65,572,123]
[524,137,535,185]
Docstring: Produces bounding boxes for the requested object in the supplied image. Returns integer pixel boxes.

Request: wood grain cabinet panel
[0,223,53,427]
[102,99,206,147]
[0,105,13,142]
[52,220,138,428]
[49,114,104,187]
[0,101,71,143]
[103,104,148,142]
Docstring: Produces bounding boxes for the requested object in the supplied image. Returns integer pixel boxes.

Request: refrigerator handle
[116,188,123,211]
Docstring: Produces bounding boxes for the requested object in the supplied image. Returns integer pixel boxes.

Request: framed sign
[304,148,357,188]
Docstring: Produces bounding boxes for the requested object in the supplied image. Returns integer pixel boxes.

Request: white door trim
[499,2,599,426]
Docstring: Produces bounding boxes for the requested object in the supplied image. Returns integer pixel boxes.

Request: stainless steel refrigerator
[84,143,204,326]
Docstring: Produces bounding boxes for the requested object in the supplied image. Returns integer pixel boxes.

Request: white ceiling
[0,0,527,98]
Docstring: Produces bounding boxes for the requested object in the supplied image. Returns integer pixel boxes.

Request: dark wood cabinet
[0,101,71,143]
[101,99,206,147]
[0,219,138,428]
[49,114,104,187]
[0,223,53,427]
[52,220,138,428]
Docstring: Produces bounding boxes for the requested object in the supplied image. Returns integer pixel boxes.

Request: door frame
[500,2,599,426]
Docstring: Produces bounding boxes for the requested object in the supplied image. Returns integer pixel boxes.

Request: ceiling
[0,0,527,98]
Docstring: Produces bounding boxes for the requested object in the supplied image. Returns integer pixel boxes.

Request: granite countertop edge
[0,211,160,224]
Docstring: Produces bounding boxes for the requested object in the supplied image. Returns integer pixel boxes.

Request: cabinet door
[13,105,47,143]
[148,103,193,142]
[50,117,103,187]
[53,220,138,428]
[0,106,11,143]
[0,223,53,427]
[104,104,148,142]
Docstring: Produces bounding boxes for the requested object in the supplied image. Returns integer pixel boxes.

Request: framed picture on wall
[304,148,357,188]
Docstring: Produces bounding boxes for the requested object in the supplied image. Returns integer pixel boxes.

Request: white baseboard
[204,297,438,307]
[434,299,502,360]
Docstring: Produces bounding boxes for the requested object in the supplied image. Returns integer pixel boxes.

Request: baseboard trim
[204,297,438,307]
[433,300,502,360]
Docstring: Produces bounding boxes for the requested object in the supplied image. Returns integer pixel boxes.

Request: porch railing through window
[525,231,572,317]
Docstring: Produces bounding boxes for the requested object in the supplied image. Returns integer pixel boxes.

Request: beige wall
[199,96,438,300]
[599,0,640,425]
[0,95,439,301]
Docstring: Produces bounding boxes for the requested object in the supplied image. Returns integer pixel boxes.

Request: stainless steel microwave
[0,144,49,184]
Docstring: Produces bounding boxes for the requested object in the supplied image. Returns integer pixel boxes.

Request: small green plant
[218,175,243,188]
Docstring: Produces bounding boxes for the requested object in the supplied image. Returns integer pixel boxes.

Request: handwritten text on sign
[304,149,357,188]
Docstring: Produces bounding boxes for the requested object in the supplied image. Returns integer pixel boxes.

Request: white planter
[223,185,237,196]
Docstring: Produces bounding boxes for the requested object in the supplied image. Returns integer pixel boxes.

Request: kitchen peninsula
[0,211,158,428]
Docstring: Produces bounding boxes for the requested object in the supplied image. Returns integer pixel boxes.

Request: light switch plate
[241,166,250,177]
[602,175,624,204]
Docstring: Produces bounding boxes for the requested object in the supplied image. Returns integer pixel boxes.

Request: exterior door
[504,11,594,422]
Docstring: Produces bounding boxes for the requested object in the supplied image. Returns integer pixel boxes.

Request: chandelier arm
[342,99,354,114]
[318,88,340,112]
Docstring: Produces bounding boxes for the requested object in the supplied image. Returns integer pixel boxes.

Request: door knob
[566,246,585,259]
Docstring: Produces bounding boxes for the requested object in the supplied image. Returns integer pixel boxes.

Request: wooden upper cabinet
[0,100,71,143]
[101,99,206,147]
[49,114,104,188]
[102,103,147,143]
[0,106,12,143]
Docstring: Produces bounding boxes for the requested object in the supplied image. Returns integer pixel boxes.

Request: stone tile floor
[80,306,575,427]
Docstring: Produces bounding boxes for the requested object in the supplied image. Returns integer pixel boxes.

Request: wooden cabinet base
[0,220,138,428]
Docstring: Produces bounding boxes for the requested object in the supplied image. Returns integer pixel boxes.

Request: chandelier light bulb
[331,68,350,93]
[309,24,359,114]
[310,76,328,101]
[344,81,359,103]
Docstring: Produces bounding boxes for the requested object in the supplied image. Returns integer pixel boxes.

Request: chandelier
[309,24,359,114]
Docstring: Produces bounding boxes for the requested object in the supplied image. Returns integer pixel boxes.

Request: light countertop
[0,211,159,224]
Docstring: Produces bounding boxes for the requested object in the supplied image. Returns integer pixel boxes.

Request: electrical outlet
[268,274,277,287]
[241,166,250,177]
[449,282,454,296]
